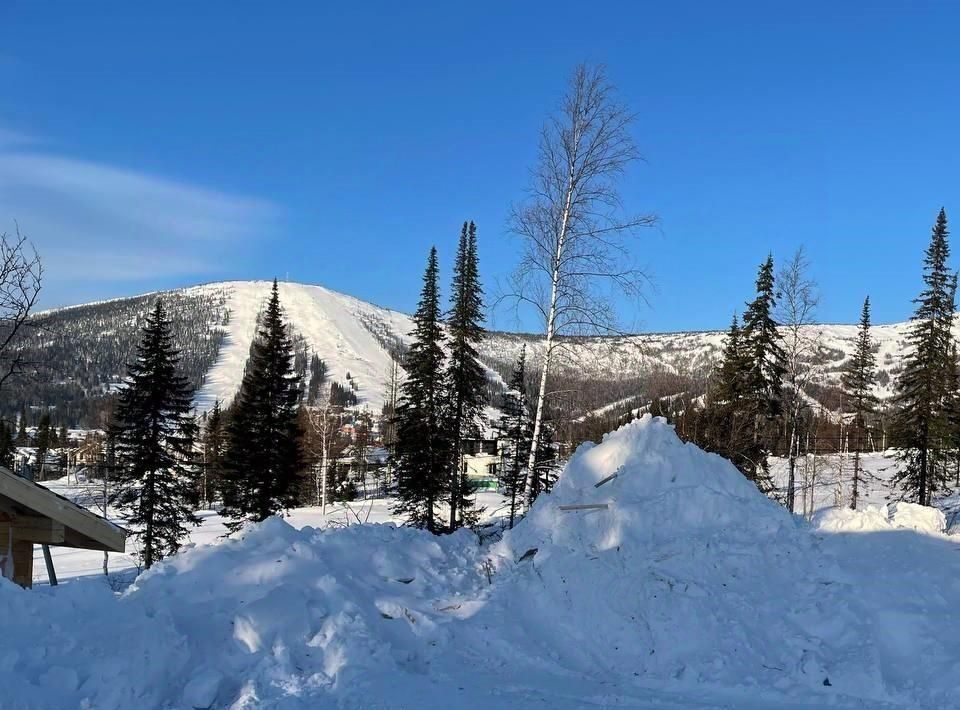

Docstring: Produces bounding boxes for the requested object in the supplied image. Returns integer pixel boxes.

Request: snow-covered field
[6,417,960,708]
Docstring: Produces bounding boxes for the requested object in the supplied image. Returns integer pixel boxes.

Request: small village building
[461,438,501,489]
[0,465,125,588]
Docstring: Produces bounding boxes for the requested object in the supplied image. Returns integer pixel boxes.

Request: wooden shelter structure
[0,465,125,588]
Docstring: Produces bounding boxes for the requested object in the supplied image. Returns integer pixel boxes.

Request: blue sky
[1,1,957,331]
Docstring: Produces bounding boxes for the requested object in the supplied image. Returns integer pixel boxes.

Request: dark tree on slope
[702,313,761,478]
[0,421,14,469]
[498,346,532,528]
[33,411,51,480]
[894,209,957,505]
[222,280,304,526]
[531,417,561,501]
[201,400,227,507]
[739,254,786,489]
[109,300,199,570]
[308,354,327,404]
[393,248,451,533]
[15,409,27,445]
[446,221,486,531]
[842,297,877,510]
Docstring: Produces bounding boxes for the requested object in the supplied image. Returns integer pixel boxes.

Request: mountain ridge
[7,278,937,428]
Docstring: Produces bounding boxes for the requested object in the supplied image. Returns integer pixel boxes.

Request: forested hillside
[4,286,230,427]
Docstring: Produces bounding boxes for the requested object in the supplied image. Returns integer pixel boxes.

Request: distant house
[461,438,501,489]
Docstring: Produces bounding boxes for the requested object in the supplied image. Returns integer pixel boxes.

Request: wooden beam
[11,515,65,544]
[0,466,125,552]
[12,540,33,588]
[558,503,610,511]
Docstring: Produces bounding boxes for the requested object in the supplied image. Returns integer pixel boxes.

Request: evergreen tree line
[673,208,957,509]
[108,280,307,568]
[392,222,489,533]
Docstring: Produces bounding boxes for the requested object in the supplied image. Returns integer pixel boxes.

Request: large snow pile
[5,415,960,708]
[0,521,485,709]
[816,501,947,536]
[481,416,884,703]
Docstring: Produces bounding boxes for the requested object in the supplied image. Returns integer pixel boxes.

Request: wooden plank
[0,466,125,552]
[12,515,65,544]
[558,503,610,511]
[12,540,33,588]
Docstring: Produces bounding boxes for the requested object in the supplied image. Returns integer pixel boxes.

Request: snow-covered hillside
[33,279,953,421]
[187,281,413,412]
[7,416,960,708]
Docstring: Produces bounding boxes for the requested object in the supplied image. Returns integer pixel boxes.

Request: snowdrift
[481,417,884,703]
[3,415,960,708]
[816,501,947,536]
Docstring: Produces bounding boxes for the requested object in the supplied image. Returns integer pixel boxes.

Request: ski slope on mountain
[5,416,960,708]
[191,281,413,412]
[35,279,960,419]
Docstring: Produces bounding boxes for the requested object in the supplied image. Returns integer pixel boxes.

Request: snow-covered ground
[6,417,960,708]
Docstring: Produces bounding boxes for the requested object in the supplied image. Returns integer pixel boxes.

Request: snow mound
[0,519,484,709]
[7,415,960,707]
[483,416,886,702]
[815,502,946,536]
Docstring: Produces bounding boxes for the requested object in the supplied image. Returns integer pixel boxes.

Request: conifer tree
[713,313,748,407]
[222,280,304,525]
[498,346,532,528]
[739,254,786,488]
[894,209,956,505]
[201,400,227,507]
[15,409,27,446]
[109,300,199,569]
[446,221,486,530]
[393,247,450,533]
[530,419,560,501]
[33,411,51,480]
[842,296,877,509]
[0,421,14,469]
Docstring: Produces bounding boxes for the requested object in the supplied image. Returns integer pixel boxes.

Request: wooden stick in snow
[594,473,619,488]
[558,503,609,511]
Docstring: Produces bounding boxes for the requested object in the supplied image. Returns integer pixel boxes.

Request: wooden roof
[0,466,126,552]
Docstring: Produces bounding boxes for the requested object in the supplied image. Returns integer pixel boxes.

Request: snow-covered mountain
[14,279,931,424]
[184,281,413,412]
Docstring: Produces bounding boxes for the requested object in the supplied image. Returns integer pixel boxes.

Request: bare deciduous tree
[0,226,43,395]
[775,246,821,513]
[502,64,656,498]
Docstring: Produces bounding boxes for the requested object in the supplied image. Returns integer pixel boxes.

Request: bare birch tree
[0,226,43,395]
[775,246,821,513]
[305,387,339,514]
[503,64,656,498]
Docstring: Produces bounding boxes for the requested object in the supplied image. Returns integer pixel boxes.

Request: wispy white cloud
[0,127,36,149]
[0,148,279,304]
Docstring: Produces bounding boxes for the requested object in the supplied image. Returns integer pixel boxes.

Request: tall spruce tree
[109,300,199,569]
[894,209,956,505]
[33,411,51,480]
[498,346,532,528]
[0,421,14,469]
[739,254,786,488]
[201,400,227,507]
[703,313,763,478]
[393,247,450,533]
[842,296,878,509]
[445,221,486,531]
[222,280,304,525]
[15,409,27,446]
